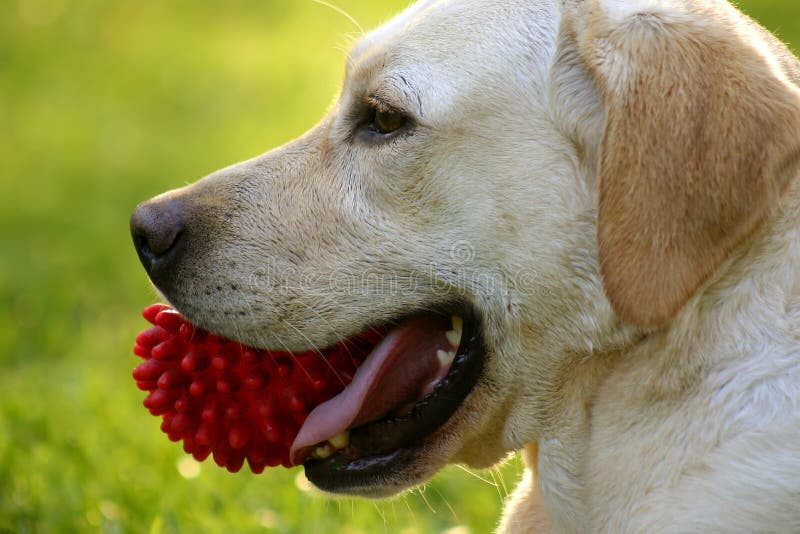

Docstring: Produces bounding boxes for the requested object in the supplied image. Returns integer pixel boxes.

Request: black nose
[130,197,186,276]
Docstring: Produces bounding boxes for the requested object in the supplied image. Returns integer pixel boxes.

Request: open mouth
[134,300,484,482]
[295,304,484,489]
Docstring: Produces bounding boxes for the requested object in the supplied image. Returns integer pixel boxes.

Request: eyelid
[365,94,408,117]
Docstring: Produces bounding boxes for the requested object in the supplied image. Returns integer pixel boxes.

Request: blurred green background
[1,0,797,532]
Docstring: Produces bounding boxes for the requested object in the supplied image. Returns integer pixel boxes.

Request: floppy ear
[574,0,800,328]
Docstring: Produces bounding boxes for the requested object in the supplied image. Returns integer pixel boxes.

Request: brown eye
[372,108,406,135]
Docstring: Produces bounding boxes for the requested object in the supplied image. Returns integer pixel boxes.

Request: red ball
[132,304,381,472]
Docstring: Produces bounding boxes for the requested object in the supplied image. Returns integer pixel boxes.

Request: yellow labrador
[131,0,800,531]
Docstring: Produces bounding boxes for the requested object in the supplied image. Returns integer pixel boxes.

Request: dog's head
[131,0,800,496]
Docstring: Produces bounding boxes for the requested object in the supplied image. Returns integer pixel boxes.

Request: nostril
[132,232,155,261]
[135,224,183,258]
[130,197,186,274]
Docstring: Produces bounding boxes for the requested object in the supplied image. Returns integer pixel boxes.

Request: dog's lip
[301,311,484,489]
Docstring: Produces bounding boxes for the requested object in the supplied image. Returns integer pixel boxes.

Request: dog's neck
[533,178,800,532]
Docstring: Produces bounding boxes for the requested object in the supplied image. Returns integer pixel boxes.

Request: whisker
[236,304,300,380]
[236,300,317,385]
[402,493,418,524]
[373,502,388,533]
[455,464,498,487]
[293,299,361,370]
[282,318,347,387]
[310,0,364,35]
[297,291,386,369]
[487,467,505,504]
[494,465,510,498]
[415,483,437,514]
[431,485,458,521]
[269,320,316,383]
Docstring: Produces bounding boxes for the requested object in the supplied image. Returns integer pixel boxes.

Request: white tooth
[437,349,455,367]
[445,329,462,348]
[451,315,463,334]
[313,444,333,459]
[328,431,350,450]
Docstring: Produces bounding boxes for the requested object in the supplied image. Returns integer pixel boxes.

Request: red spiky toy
[133,304,380,473]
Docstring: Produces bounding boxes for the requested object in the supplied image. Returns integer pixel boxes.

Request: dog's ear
[573,0,800,328]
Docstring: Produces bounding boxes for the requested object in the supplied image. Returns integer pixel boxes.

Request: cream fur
[138,0,800,531]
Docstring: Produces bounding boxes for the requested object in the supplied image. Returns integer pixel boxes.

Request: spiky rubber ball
[132,304,379,473]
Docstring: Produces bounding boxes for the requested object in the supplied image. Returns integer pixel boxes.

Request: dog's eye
[371,108,406,135]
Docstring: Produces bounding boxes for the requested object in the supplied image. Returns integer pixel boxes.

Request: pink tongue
[290,315,453,465]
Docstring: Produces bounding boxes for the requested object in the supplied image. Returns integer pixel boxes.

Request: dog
[130,0,800,531]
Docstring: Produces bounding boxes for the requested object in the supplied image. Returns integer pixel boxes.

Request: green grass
[1,0,798,532]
